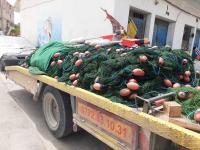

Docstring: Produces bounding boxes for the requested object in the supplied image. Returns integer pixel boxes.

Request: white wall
[61,0,115,40]
[20,0,63,45]
[20,0,200,50]
[113,0,130,30]
[21,0,116,44]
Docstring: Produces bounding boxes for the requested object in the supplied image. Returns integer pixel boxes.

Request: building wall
[0,0,14,34]
[114,0,200,50]
[20,0,200,51]
[61,0,115,41]
[20,0,63,45]
[20,0,114,44]
[20,0,115,45]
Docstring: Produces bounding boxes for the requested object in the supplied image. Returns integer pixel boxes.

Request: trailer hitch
[135,92,176,114]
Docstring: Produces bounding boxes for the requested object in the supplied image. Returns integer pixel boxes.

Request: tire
[0,61,5,71]
[42,86,73,138]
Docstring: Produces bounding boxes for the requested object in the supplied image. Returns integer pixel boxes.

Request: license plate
[76,98,138,148]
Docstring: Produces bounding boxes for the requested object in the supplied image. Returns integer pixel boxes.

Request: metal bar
[136,92,175,103]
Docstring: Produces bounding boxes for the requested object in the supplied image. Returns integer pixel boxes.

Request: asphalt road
[0,72,111,150]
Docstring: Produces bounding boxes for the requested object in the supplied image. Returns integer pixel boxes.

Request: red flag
[101,8,124,33]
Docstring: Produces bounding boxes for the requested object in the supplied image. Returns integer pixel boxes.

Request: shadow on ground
[8,89,111,150]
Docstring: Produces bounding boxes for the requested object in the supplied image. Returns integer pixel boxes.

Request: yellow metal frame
[73,114,129,150]
[6,66,200,150]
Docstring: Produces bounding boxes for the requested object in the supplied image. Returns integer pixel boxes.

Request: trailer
[5,66,200,150]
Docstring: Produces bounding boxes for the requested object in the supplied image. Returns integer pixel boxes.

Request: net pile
[170,87,200,120]
[23,41,198,109]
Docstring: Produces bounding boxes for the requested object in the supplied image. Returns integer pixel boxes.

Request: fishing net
[24,41,199,112]
[170,87,200,120]
[30,41,73,73]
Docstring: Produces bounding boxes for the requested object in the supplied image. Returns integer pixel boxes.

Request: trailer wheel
[0,60,5,71]
[42,86,73,138]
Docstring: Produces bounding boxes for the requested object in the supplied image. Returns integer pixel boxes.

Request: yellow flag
[127,19,137,38]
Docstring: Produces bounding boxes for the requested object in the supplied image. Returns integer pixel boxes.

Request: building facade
[19,0,200,52]
[0,0,14,35]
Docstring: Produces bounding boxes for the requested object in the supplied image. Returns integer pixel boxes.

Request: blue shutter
[153,19,169,46]
[133,17,144,38]
[194,30,200,49]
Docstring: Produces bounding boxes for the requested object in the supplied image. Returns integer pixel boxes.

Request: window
[152,19,169,46]
[128,9,146,38]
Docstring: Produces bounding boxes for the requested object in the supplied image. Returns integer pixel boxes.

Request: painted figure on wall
[38,17,61,46]
[44,17,52,40]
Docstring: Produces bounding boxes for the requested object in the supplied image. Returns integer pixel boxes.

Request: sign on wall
[37,17,62,46]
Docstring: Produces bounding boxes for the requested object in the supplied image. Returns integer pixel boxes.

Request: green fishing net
[170,87,200,120]
[25,41,198,110]
[30,41,71,72]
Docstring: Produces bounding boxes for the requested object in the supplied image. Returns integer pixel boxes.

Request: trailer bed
[5,66,200,150]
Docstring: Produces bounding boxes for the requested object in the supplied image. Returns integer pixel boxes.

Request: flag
[195,48,200,56]
[101,8,124,33]
[127,18,137,38]
[195,48,200,60]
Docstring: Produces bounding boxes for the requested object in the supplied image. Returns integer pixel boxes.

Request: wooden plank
[169,118,200,132]
[163,101,182,117]
[5,66,200,150]
[157,113,200,132]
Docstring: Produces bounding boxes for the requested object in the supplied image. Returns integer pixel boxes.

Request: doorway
[152,18,169,46]
[181,25,193,51]
[128,8,147,39]
[194,30,200,49]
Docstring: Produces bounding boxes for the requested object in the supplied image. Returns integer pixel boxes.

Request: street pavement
[0,72,111,150]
